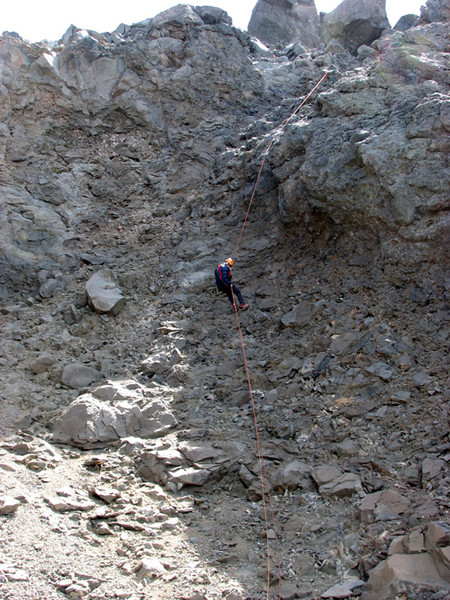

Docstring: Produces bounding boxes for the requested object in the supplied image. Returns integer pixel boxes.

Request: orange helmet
[225,257,234,266]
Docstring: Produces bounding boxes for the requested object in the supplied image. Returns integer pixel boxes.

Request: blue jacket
[215,262,232,288]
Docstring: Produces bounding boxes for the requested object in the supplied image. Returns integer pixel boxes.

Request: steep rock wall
[267,22,449,265]
[0,4,449,600]
[0,1,449,298]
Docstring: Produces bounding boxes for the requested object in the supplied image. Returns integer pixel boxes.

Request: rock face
[248,0,321,47]
[268,20,449,265]
[0,5,263,295]
[321,0,390,53]
[60,363,104,390]
[420,0,450,23]
[0,2,448,294]
[0,2,449,600]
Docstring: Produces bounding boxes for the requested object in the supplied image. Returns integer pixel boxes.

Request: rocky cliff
[0,2,449,600]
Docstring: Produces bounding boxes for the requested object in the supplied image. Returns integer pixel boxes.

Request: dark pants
[217,281,245,306]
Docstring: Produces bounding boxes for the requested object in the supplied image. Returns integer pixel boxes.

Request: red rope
[233,70,329,262]
[229,72,329,598]
[231,289,280,599]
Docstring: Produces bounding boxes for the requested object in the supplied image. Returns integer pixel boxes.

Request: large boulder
[248,0,321,47]
[52,380,177,448]
[394,14,420,32]
[359,489,412,523]
[321,0,390,54]
[312,465,362,496]
[280,301,318,328]
[360,553,450,600]
[0,495,21,515]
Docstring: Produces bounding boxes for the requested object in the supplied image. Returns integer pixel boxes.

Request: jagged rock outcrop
[321,0,390,53]
[265,18,449,265]
[0,5,262,295]
[361,521,450,600]
[420,0,450,23]
[248,0,321,47]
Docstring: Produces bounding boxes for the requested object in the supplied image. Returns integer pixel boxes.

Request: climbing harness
[217,263,226,284]
[230,71,330,600]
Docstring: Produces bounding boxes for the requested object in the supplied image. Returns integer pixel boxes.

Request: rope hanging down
[233,70,329,261]
[230,72,330,599]
[231,286,281,600]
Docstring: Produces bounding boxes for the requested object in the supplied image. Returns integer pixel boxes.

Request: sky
[1,0,425,44]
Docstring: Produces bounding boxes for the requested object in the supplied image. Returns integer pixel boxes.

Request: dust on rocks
[1,1,449,600]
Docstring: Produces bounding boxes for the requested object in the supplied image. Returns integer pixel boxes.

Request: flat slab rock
[0,495,21,515]
[360,553,450,600]
[281,302,318,328]
[60,363,104,390]
[312,465,362,496]
[322,579,365,598]
[44,495,95,512]
[360,488,412,523]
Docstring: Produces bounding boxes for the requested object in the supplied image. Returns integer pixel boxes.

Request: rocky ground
[1,2,449,599]
[1,194,449,599]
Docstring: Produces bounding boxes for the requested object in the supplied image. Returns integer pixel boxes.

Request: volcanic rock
[361,553,450,600]
[248,0,321,47]
[321,0,390,54]
[0,495,21,515]
[86,269,126,315]
[0,2,448,599]
[51,380,177,448]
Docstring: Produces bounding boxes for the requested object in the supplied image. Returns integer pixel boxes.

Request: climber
[215,258,249,310]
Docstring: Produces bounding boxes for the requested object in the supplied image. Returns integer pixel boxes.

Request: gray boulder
[281,301,318,328]
[193,6,232,26]
[322,579,365,599]
[168,466,214,488]
[394,14,420,31]
[30,354,57,374]
[52,379,177,448]
[86,269,126,315]
[140,352,173,375]
[329,332,372,355]
[60,363,104,390]
[321,0,390,54]
[248,0,321,47]
[420,0,450,23]
[311,465,362,496]
[359,488,412,523]
[360,553,450,600]
[271,460,312,491]
[0,495,21,515]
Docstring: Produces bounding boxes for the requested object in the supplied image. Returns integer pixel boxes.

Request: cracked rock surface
[0,1,449,599]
